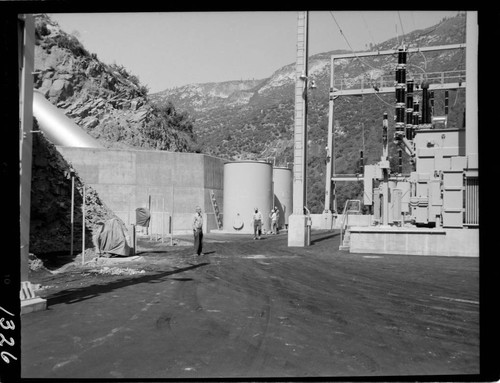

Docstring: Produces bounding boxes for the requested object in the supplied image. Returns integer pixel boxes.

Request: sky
[48,10,462,94]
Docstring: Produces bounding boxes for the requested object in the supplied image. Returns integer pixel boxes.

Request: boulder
[48,78,73,102]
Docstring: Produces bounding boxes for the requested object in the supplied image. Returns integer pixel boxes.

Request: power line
[410,11,416,31]
[397,11,406,43]
[373,92,396,108]
[360,12,377,49]
[328,11,383,72]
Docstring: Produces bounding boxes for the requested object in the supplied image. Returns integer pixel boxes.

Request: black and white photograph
[1,4,495,382]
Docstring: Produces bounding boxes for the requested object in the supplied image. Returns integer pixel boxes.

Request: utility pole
[288,10,310,247]
[465,11,478,171]
[19,14,47,313]
[323,55,336,229]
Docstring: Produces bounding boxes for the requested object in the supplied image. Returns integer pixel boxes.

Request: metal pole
[162,198,165,243]
[171,184,174,246]
[148,194,151,237]
[465,11,478,168]
[70,172,74,257]
[129,224,136,256]
[292,10,308,216]
[324,56,335,213]
[161,212,164,243]
[81,185,86,265]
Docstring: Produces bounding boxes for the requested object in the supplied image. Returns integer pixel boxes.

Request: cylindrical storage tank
[273,167,293,229]
[223,161,273,234]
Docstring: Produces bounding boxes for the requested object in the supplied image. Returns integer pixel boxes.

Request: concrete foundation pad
[21,297,47,314]
[288,215,309,247]
[349,226,479,257]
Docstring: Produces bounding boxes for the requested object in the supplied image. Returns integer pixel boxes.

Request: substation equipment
[326,12,478,256]
[363,48,476,229]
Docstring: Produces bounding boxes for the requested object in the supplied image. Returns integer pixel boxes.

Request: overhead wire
[328,11,396,108]
[410,11,416,32]
[328,11,382,72]
[397,11,406,43]
[360,12,377,50]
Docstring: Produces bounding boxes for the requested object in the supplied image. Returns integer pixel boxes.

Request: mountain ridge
[149,13,467,212]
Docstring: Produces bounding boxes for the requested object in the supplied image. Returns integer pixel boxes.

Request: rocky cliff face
[152,79,265,114]
[33,14,196,152]
[30,131,119,255]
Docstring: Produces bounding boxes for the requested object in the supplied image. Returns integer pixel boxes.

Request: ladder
[210,190,222,230]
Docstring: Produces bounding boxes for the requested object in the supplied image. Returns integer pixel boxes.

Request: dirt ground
[22,230,481,380]
[29,235,195,298]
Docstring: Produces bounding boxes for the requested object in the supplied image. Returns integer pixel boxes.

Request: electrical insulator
[406,93,413,110]
[398,47,407,64]
[396,105,405,124]
[413,100,420,113]
[405,124,413,140]
[395,65,406,84]
[421,81,430,124]
[412,100,419,126]
[430,91,435,118]
[398,149,403,174]
[396,85,405,104]
[407,79,414,94]
[382,112,388,146]
[359,150,364,174]
[399,48,407,64]
[406,109,413,125]
[445,90,449,115]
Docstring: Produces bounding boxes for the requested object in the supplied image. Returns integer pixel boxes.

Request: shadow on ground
[310,232,339,245]
[46,263,210,307]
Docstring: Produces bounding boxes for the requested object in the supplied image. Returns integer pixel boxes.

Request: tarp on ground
[136,207,151,227]
[94,218,131,257]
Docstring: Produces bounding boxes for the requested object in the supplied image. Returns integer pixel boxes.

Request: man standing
[252,207,263,240]
[193,206,203,256]
[269,208,277,235]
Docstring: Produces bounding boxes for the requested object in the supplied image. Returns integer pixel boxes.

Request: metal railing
[333,70,466,93]
[339,200,361,246]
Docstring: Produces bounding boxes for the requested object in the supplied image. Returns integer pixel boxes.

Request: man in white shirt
[252,207,263,240]
[270,208,280,235]
[193,206,203,255]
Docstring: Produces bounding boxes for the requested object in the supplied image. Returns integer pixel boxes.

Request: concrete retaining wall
[56,147,225,234]
[349,226,479,257]
[310,213,373,230]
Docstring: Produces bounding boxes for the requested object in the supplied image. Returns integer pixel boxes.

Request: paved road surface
[21,230,479,379]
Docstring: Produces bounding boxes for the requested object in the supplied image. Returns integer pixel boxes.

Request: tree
[142,102,197,151]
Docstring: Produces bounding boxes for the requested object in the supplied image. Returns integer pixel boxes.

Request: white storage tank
[223,161,273,234]
[273,166,293,229]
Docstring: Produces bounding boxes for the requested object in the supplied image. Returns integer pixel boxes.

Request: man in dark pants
[252,207,263,240]
[193,206,204,256]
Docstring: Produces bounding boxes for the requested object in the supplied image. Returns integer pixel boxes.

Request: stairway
[210,190,222,230]
[339,226,351,251]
